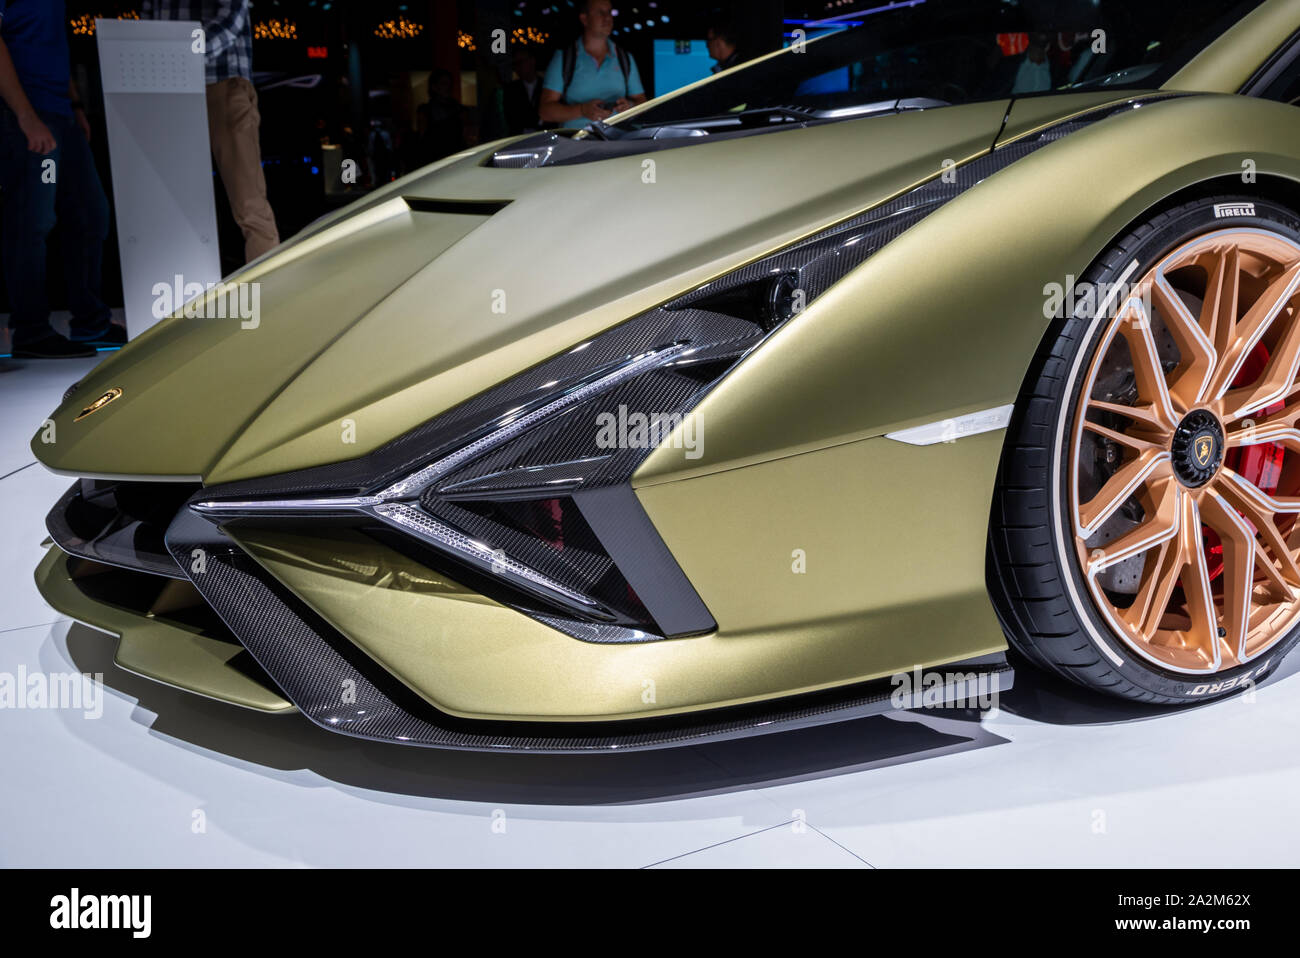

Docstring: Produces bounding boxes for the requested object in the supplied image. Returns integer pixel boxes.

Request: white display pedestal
[96,18,221,337]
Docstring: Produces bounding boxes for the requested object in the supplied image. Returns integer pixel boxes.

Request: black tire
[989,194,1300,705]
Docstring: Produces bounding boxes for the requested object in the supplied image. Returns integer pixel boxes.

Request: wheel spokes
[1122,537,1182,638]
[1087,479,1181,574]
[1223,300,1300,420]
[1116,297,1180,430]
[1174,493,1222,670]
[1088,397,1172,432]
[1218,471,1300,591]
[1199,490,1255,662]
[1202,243,1240,361]
[1072,229,1300,675]
[1229,394,1300,442]
[1081,418,1164,453]
[1209,260,1300,406]
[1077,450,1170,537]
[1151,274,1216,407]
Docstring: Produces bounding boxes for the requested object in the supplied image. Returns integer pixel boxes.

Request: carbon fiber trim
[165,498,1011,751]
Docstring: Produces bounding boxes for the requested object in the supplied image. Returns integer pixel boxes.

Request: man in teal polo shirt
[539,0,646,129]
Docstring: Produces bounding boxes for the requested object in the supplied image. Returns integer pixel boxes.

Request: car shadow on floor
[61,623,1012,806]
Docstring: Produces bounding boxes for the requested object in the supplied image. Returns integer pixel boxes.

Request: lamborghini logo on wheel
[1194,435,1214,467]
[74,387,123,422]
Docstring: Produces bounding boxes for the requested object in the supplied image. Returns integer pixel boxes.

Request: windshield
[624,0,1266,129]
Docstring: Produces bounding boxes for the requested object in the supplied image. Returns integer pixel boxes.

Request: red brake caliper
[1204,343,1285,580]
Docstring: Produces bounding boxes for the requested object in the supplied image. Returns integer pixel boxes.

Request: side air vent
[46,479,199,578]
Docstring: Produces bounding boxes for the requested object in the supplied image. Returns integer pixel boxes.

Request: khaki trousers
[206,77,280,263]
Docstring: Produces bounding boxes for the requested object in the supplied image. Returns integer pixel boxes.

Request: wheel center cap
[1171,410,1223,487]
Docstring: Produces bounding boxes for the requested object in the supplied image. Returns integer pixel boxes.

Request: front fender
[629,93,1300,673]
[635,93,1300,487]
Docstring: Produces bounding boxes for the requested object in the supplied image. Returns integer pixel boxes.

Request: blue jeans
[0,105,113,347]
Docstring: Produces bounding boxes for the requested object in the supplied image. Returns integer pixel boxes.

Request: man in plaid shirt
[142,0,279,262]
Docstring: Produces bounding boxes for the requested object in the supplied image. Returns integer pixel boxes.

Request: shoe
[11,335,97,359]
[70,323,128,349]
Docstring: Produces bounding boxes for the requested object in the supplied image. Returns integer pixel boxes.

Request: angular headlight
[191,97,1161,642]
[191,175,950,642]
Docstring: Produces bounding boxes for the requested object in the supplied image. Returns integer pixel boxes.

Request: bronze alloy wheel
[1071,226,1300,675]
[990,196,1300,704]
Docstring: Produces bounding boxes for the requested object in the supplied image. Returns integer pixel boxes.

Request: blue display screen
[652,38,715,97]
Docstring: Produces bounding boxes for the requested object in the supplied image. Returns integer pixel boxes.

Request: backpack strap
[614,42,631,96]
[560,41,578,103]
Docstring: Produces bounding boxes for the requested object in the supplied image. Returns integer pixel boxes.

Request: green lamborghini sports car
[32,0,1300,750]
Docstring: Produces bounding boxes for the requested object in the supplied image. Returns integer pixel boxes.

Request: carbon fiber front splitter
[164,503,1012,753]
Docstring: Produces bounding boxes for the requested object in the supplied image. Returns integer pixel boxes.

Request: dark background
[9,0,831,312]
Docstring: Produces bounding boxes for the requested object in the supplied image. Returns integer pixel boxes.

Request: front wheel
[990,195,1300,704]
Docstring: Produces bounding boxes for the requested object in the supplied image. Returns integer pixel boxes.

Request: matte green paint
[34,101,1014,481]
[1167,0,1300,94]
[636,93,1300,486]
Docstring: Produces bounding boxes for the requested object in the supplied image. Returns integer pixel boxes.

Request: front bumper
[36,478,1013,752]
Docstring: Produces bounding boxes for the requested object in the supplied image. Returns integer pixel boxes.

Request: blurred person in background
[539,0,645,129]
[504,47,543,135]
[143,0,280,263]
[0,0,118,358]
[1004,32,1059,94]
[415,69,466,165]
[707,19,743,74]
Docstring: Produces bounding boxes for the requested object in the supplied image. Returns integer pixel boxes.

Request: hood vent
[403,197,512,216]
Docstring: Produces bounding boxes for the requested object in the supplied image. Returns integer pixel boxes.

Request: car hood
[32,93,1119,485]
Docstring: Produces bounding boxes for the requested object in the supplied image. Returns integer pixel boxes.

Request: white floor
[3,350,1300,867]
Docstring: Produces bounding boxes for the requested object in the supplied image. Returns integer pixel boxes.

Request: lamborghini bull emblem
[74,387,123,422]
[1194,435,1214,467]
